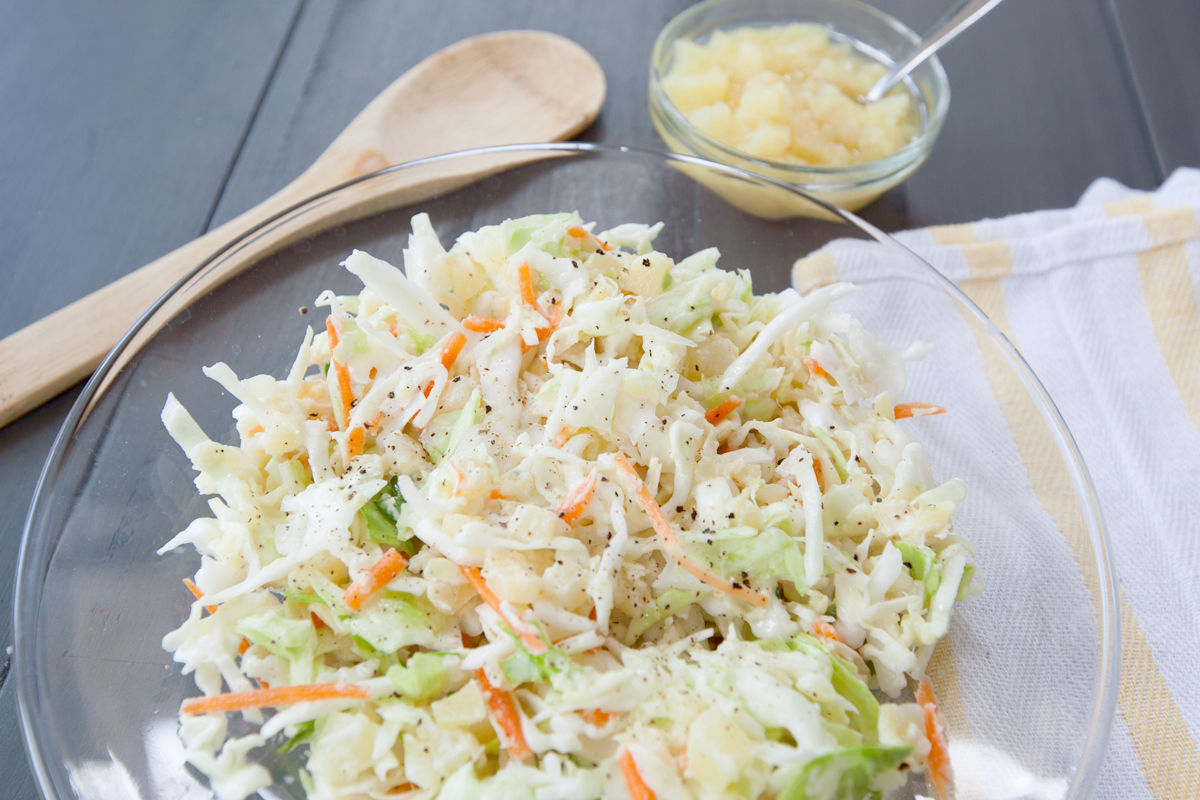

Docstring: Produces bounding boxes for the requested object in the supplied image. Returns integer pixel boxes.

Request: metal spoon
[863,0,1005,103]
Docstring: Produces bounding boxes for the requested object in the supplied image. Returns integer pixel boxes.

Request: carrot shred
[343,548,408,611]
[812,456,825,489]
[705,395,743,426]
[180,682,370,715]
[537,303,564,342]
[441,331,467,373]
[618,749,656,800]
[894,402,947,419]
[812,620,840,642]
[238,638,250,655]
[451,461,467,498]
[388,319,399,337]
[326,316,339,349]
[582,708,616,727]
[459,566,548,655]
[555,426,572,449]
[259,681,270,690]
[489,488,504,501]
[518,262,538,308]
[310,611,326,630]
[463,316,506,334]
[476,669,533,761]
[613,453,769,608]
[918,677,954,800]
[344,425,365,463]
[567,225,613,252]
[182,578,218,614]
[368,366,377,380]
[327,318,353,429]
[556,469,598,526]
[245,424,263,437]
[804,356,832,381]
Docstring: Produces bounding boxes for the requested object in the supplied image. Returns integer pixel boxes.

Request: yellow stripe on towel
[951,222,1200,800]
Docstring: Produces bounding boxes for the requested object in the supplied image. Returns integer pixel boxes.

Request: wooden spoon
[0,30,605,428]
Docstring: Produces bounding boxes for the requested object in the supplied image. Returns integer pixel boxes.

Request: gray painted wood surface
[0,1,1197,796]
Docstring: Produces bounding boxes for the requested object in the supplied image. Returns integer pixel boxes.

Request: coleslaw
[160,212,976,800]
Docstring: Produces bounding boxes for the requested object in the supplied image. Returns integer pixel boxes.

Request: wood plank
[1107,0,1200,177]
[0,0,301,341]
[860,0,1162,230]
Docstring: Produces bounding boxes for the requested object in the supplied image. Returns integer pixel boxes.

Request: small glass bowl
[650,0,951,216]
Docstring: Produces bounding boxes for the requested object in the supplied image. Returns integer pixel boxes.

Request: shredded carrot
[918,677,954,800]
[567,225,613,252]
[804,356,832,381]
[311,611,326,630]
[388,319,399,338]
[582,708,616,727]
[459,566,548,655]
[259,680,270,690]
[705,395,743,426]
[368,366,377,380]
[245,424,263,437]
[555,425,572,449]
[327,418,339,432]
[556,469,598,526]
[326,316,339,349]
[182,578,218,614]
[333,363,353,427]
[327,318,353,429]
[537,303,564,342]
[812,620,840,642]
[489,488,504,500]
[518,262,539,308]
[370,411,383,433]
[441,331,466,373]
[812,456,825,489]
[894,402,947,419]
[238,638,250,655]
[476,669,533,760]
[463,316,506,334]
[180,682,370,715]
[613,453,769,608]
[344,425,365,462]
[343,548,408,611]
[618,749,656,800]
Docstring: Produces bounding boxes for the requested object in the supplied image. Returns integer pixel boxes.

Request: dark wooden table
[1,1,1197,796]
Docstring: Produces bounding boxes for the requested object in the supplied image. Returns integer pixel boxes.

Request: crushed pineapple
[662,23,919,166]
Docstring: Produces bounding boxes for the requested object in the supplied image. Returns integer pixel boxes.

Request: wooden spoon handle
[0,217,256,428]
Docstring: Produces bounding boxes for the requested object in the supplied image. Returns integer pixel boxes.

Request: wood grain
[0,31,604,429]
[1106,0,1200,177]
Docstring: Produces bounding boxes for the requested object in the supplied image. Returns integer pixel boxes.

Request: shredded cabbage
[160,212,977,799]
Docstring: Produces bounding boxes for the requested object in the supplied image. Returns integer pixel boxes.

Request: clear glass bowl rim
[648,0,952,180]
[14,141,1117,800]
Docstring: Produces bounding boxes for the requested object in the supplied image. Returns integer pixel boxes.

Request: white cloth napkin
[795,169,1200,799]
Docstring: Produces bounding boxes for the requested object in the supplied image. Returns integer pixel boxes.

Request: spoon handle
[864,0,1005,103]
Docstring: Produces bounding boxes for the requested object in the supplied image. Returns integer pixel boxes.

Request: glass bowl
[15,144,1115,800]
[649,0,951,215]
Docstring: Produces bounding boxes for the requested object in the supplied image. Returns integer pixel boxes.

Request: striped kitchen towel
[795,168,1200,800]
